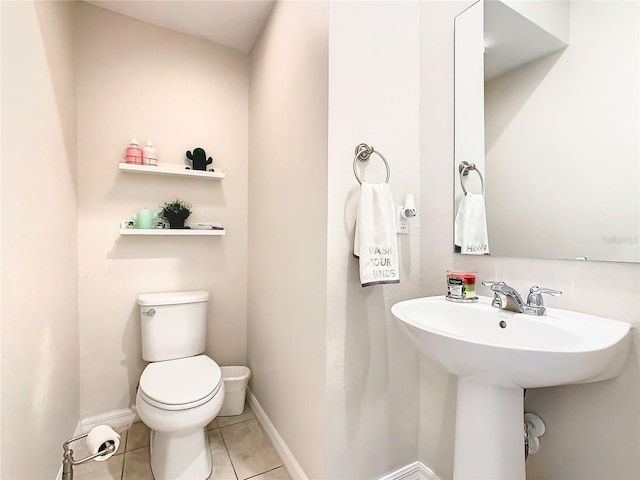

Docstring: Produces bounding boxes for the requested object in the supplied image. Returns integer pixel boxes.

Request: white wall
[1,1,79,478]
[249,2,423,478]
[248,2,329,478]
[420,2,640,479]
[75,3,249,417]
[326,2,422,478]
[485,0,639,262]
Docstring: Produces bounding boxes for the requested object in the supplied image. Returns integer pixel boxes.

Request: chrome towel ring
[353,143,390,185]
[458,161,484,195]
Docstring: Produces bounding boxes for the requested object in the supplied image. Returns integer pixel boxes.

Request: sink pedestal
[454,378,525,480]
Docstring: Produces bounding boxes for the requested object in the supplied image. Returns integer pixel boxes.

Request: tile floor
[73,403,291,480]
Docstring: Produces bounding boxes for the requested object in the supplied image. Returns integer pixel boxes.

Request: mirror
[454,0,640,262]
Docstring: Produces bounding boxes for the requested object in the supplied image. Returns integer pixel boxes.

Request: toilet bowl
[136,355,224,480]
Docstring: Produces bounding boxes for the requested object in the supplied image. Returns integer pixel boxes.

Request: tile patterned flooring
[73,403,291,480]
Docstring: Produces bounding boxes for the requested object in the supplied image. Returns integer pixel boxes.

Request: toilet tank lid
[138,290,210,306]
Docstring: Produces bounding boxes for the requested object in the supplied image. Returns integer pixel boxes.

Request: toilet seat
[139,355,222,411]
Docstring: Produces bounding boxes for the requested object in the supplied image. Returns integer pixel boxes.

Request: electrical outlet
[397,207,410,235]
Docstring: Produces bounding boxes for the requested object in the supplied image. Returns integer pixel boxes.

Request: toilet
[135,290,224,480]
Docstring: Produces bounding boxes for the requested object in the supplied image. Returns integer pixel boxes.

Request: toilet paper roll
[86,425,120,462]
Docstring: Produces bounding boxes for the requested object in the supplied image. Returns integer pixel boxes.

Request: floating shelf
[119,162,225,179]
[120,228,225,236]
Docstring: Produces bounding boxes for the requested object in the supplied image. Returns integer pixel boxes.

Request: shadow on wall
[121,303,146,409]
[109,172,226,210]
[34,1,79,190]
[107,236,227,266]
[484,49,564,153]
[340,180,421,475]
[340,249,395,475]
[418,358,457,479]
[525,334,640,479]
[344,182,381,430]
[331,181,396,476]
[344,252,389,409]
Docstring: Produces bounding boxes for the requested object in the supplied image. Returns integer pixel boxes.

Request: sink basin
[391,295,631,388]
[391,295,631,480]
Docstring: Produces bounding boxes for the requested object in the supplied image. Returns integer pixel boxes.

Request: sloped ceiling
[85,0,276,52]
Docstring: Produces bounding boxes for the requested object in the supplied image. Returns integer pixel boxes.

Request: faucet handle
[481,281,506,308]
[527,286,562,307]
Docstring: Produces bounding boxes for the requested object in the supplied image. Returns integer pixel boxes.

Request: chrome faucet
[481,281,562,316]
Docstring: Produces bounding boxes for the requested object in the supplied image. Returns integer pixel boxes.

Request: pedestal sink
[391,296,631,480]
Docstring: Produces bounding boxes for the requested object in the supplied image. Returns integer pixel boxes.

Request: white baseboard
[246,388,309,480]
[79,407,138,433]
[246,389,440,480]
[379,461,441,480]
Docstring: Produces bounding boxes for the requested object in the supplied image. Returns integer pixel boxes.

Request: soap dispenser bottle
[142,138,157,167]
[125,136,142,165]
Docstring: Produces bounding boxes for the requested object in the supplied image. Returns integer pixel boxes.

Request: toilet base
[150,428,212,480]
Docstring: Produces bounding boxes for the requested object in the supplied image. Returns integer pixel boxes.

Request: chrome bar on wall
[458,161,484,195]
[353,143,391,185]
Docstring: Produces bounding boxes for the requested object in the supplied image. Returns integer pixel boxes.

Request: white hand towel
[454,193,490,255]
[354,183,400,287]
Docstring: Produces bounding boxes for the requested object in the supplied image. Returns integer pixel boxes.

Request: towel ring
[458,161,484,195]
[353,143,390,185]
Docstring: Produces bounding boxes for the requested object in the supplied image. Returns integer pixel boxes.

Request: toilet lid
[140,355,222,408]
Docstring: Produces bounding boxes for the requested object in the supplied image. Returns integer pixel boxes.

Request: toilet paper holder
[61,426,118,480]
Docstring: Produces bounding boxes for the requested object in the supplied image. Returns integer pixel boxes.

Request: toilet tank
[138,290,210,362]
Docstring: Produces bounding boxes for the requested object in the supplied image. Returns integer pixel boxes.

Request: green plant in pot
[160,199,192,229]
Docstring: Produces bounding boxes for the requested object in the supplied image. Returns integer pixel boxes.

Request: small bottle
[142,138,157,167]
[125,136,142,165]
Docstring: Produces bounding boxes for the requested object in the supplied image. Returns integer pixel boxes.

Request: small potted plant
[160,199,192,229]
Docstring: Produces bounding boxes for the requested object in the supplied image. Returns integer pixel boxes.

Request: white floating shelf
[120,228,225,236]
[119,162,225,179]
